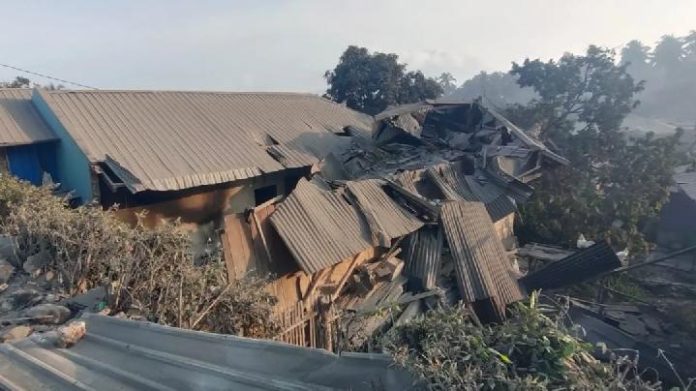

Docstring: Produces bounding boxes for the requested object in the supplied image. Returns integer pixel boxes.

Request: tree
[324,46,443,115]
[0,76,31,88]
[0,76,64,90]
[437,72,458,96]
[620,40,651,82]
[510,46,681,253]
[652,35,684,71]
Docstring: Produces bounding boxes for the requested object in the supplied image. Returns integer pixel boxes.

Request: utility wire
[0,62,98,90]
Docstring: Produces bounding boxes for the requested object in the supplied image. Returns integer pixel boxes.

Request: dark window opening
[254,185,277,206]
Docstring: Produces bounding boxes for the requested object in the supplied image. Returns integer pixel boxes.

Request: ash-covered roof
[36,89,373,192]
[0,89,56,147]
[0,313,411,390]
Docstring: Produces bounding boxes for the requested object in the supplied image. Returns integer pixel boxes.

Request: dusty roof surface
[0,313,411,390]
[270,178,373,273]
[0,89,56,146]
[345,179,424,245]
[440,201,524,321]
[37,89,373,192]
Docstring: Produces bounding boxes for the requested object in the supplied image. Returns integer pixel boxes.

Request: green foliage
[384,296,658,390]
[0,176,279,338]
[324,46,443,115]
[510,46,681,253]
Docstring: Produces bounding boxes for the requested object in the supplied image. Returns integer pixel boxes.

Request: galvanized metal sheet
[403,225,443,291]
[520,241,622,291]
[345,179,424,244]
[270,178,373,274]
[37,90,373,192]
[0,89,56,146]
[0,313,413,390]
[440,201,524,321]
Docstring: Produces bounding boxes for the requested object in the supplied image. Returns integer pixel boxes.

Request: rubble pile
[258,100,579,351]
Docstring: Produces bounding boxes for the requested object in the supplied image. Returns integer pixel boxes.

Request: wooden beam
[303,267,331,304]
[250,210,273,265]
[331,254,362,302]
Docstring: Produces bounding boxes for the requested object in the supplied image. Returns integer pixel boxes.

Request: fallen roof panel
[440,201,524,321]
[0,313,412,390]
[403,225,443,292]
[346,179,424,246]
[0,89,56,146]
[520,240,622,291]
[270,178,373,274]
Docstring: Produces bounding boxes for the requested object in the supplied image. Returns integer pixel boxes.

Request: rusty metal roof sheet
[403,225,443,292]
[0,89,56,146]
[0,313,412,390]
[36,89,373,192]
[270,178,373,274]
[440,201,524,321]
[345,179,424,246]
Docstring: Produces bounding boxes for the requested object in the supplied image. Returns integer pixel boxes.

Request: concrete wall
[32,89,93,203]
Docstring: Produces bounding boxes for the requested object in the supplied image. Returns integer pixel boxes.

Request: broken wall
[113,170,305,256]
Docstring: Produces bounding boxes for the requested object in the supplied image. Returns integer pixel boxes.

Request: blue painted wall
[31,90,93,203]
[7,144,42,185]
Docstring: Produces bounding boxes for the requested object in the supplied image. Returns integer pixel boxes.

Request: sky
[0,0,694,93]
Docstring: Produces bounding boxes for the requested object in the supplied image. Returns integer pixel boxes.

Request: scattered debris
[0,258,13,284]
[1,325,32,342]
[49,320,86,348]
[23,303,71,324]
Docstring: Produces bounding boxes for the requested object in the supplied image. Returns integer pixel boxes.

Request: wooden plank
[331,254,362,301]
[220,213,258,280]
[251,210,273,264]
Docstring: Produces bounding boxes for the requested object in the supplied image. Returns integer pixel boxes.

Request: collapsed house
[0,90,579,350]
[215,99,573,347]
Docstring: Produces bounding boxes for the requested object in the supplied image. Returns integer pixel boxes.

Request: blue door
[7,145,42,185]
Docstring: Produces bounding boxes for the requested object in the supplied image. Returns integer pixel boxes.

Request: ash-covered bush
[0,175,279,338]
[384,294,661,390]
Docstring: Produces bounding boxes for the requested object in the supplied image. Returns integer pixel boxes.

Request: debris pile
[257,100,577,350]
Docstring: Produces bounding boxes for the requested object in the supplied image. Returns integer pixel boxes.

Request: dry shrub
[384,294,662,390]
[0,176,279,338]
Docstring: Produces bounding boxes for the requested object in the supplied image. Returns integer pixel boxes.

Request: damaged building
[215,99,573,348]
[0,90,581,351]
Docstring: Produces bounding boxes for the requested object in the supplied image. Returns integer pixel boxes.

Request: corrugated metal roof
[266,144,318,170]
[520,241,622,291]
[0,313,412,390]
[440,201,524,321]
[426,164,516,222]
[345,179,424,246]
[485,106,569,165]
[270,178,373,274]
[0,89,56,146]
[403,225,443,291]
[37,89,373,192]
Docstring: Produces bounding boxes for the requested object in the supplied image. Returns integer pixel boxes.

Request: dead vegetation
[383,294,666,390]
[0,176,279,338]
